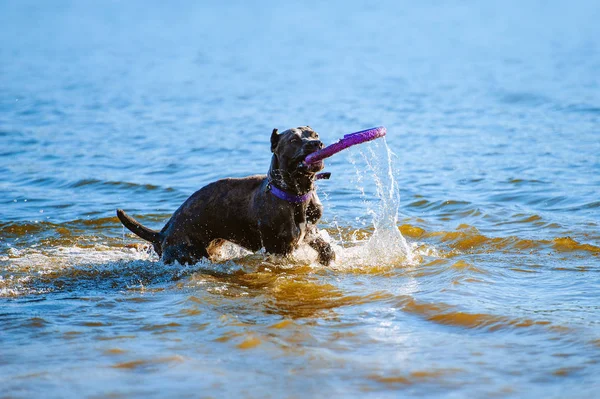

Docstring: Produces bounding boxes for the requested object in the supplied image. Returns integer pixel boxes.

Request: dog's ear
[270,128,279,152]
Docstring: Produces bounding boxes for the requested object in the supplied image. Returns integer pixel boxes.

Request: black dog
[117,126,335,265]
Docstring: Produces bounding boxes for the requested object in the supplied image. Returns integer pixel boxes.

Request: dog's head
[269,126,325,192]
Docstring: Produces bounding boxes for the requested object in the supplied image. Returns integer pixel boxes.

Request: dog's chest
[294,221,307,245]
[292,209,308,244]
[268,206,308,246]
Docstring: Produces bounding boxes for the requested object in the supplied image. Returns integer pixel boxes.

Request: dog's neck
[268,155,315,196]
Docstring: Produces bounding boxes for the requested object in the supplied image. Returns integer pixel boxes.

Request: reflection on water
[2,0,600,398]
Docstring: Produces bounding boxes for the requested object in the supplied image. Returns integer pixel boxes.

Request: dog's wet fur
[117,126,335,265]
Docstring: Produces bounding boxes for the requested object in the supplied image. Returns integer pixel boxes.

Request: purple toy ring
[304,126,387,165]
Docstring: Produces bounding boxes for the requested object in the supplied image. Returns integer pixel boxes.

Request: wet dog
[117,126,335,265]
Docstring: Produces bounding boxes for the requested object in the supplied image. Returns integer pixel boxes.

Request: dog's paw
[317,245,336,266]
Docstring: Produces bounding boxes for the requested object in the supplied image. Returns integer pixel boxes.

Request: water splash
[0,243,221,297]
[365,139,412,257]
[336,137,414,267]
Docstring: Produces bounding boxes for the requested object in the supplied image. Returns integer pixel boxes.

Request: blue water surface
[1,1,599,398]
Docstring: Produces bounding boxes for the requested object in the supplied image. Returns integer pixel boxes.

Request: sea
[1,1,599,398]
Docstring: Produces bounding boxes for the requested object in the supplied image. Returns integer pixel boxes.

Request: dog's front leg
[306,195,323,224]
[305,193,334,264]
[260,221,300,257]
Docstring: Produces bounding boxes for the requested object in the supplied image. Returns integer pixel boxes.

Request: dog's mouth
[301,160,324,173]
[294,153,324,174]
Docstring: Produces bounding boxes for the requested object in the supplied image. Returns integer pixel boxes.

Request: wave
[69,178,177,193]
[395,296,567,333]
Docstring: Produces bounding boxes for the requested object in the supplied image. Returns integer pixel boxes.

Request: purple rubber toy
[304,126,387,165]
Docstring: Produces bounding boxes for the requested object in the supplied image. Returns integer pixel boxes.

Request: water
[1,0,600,397]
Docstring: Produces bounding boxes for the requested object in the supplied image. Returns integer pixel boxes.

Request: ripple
[396,296,563,333]
[0,215,171,245]
[561,103,600,115]
[266,279,394,318]
[496,91,550,107]
[553,237,600,254]
[564,201,600,211]
[407,198,472,211]
[111,356,186,369]
[0,220,57,239]
[506,178,547,185]
[368,368,463,387]
[69,178,176,193]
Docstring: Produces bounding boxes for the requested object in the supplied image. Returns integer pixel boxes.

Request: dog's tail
[116,209,160,244]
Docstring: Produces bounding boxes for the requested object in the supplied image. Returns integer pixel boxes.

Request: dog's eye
[291,137,301,143]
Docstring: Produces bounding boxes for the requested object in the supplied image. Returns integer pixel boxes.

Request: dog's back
[159,175,267,255]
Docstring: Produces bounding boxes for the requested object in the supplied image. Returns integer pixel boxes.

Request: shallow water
[1,1,600,398]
